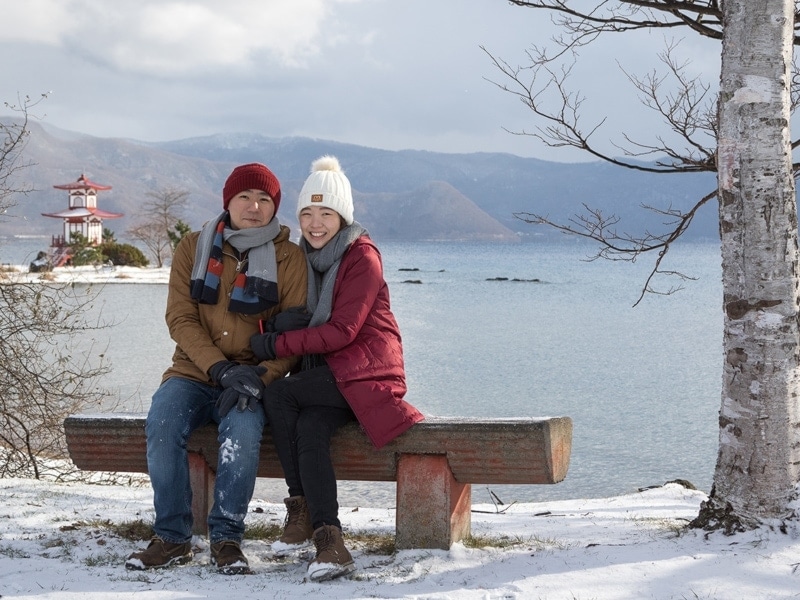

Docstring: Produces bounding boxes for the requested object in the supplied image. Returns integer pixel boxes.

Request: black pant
[264,365,355,530]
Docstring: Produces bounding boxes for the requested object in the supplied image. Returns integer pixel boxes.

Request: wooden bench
[64,413,572,550]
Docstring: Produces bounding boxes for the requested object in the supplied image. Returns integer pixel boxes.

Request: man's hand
[209,361,267,417]
[215,387,261,418]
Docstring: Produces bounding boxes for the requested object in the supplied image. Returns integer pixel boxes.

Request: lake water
[2,236,723,506]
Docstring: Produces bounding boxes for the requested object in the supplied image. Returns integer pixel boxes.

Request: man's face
[227,190,275,229]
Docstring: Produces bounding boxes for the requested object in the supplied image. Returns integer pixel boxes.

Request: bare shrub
[0,94,111,480]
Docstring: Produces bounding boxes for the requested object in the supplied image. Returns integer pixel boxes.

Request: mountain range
[0,118,720,244]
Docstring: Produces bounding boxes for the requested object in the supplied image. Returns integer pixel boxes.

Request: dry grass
[77,517,398,555]
[83,518,556,553]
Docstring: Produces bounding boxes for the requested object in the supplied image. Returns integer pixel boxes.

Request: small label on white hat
[311,194,323,202]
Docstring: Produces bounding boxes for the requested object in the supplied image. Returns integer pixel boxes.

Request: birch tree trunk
[698,0,800,530]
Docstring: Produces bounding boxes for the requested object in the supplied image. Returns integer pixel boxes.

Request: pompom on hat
[296,155,354,225]
[222,163,282,211]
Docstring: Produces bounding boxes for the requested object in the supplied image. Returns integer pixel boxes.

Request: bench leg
[395,454,471,550]
[188,452,215,536]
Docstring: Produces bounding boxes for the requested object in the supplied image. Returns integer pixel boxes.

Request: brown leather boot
[272,496,314,553]
[210,540,251,575]
[307,525,355,582]
[125,536,192,570]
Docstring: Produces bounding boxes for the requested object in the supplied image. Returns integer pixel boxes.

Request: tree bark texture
[713,0,800,523]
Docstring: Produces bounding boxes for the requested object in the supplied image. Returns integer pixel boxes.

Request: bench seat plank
[64,413,572,549]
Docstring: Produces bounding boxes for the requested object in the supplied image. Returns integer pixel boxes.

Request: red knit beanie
[222,163,282,211]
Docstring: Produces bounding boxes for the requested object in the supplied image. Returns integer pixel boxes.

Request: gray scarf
[301,222,368,327]
[298,222,367,370]
[190,212,281,314]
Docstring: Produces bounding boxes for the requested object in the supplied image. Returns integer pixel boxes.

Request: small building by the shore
[40,174,123,266]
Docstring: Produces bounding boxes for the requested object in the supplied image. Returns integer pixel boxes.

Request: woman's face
[299,205,343,249]
[227,189,275,230]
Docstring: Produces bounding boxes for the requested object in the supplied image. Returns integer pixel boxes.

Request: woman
[250,155,424,581]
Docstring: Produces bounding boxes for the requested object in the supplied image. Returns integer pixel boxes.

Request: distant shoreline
[1,264,170,284]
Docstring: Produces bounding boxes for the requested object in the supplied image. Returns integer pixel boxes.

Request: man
[126,163,307,574]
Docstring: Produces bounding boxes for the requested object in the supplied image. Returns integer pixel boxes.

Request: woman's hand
[263,306,311,333]
[250,332,277,361]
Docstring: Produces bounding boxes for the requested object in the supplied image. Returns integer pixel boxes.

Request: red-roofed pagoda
[42,174,123,264]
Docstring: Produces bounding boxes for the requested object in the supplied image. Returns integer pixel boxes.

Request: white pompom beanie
[296,155,354,225]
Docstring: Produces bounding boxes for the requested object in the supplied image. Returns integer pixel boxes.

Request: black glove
[209,361,267,418]
[215,387,262,418]
[209,360,234,386]
[265,306,312,333]
[250,332,277,361]
[213,362,267,396]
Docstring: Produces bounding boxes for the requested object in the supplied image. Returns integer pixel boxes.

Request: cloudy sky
[1,0,719,161]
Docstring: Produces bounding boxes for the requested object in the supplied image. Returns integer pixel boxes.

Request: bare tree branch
[514,187,717,306]
[506,1,725,40]
[486,1,800,302]
[0,93,49,220]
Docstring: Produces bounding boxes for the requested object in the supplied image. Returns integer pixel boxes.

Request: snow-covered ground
[2,478,800,599]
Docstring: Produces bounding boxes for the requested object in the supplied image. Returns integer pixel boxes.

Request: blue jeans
[145,376,265,544]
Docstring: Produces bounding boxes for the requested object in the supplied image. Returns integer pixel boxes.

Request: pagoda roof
[53,174,112,191]
[41,207,123,219]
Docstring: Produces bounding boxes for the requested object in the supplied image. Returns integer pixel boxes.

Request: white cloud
[4,0,365,75]
[0,0,78,44]
[0,0,721,160]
